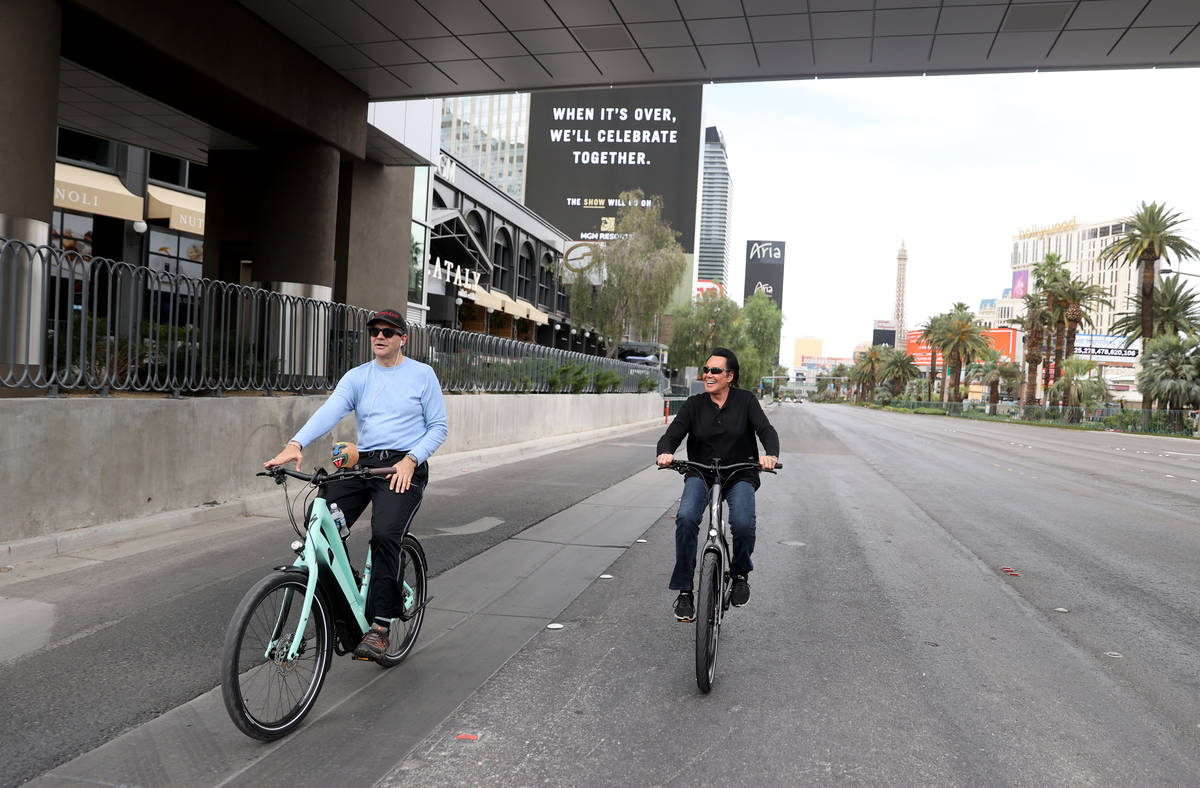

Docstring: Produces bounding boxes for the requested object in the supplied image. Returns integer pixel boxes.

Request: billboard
[872,319,897,348]
[1011,269,1029,299]
[872,329,897,347]
[743,240,785,309]
[1073,333,1138,365]
[905,327,1018,366]
[525,85,703,253]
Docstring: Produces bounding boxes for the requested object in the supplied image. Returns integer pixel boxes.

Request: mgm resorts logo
[747,241,784,261]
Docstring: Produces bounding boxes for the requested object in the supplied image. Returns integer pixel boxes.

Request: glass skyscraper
[440,94,529,201]
[697,126,731,287]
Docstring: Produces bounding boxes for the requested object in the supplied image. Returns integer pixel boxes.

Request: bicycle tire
[376,535,428,667]
[695,549,721,693]
[221,571,333,740]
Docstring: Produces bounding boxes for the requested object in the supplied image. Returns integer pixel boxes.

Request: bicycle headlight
[290,540,304,554]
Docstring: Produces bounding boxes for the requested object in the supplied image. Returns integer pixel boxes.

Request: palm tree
[999,361,1022,403]
[1009,292,1049,405]
[852,345,885,402]
[1048,357,1107,422]
[829,362,851,400]
[965,348,1020,414]
[936,303,991,403]
[1055,276,1113,361]
[878,347,920,400]
[966,348,1002,414]
[1110,274,1200,345]
[1033,253,1069,387]
[1137,334,1200,431]
[917,312,947,402]
[1100,202,1199,415]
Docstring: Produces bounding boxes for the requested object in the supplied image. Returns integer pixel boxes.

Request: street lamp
[1160,266,1200,278]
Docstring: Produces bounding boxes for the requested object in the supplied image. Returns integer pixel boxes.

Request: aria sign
[743,239,785,309]
[747,241,783,261]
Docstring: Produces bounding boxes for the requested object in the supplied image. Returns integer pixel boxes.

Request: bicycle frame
[273,496,371,662]
[702,478,732,613]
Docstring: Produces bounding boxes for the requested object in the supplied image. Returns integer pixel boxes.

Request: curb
[1,418,664,569]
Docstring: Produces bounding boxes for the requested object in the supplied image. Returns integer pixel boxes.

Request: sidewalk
[1,417,663,569]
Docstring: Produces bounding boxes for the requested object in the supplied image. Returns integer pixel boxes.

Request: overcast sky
[702,67,1200,362]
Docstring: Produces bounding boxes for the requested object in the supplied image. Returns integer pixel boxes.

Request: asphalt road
[388,404,1200,785]
[7,404,1200,786]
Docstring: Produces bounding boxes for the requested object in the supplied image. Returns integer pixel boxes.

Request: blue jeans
[669,475,756,591]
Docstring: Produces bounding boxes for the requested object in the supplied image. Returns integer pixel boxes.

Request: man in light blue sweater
[265,308,447,661]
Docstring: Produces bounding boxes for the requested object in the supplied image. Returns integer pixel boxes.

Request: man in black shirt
[656,347,780,621]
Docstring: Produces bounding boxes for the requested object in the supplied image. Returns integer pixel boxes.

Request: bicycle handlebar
[658,459,782,476]
[257,465,394,486]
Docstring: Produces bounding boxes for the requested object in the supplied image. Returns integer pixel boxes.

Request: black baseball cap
[368,308,407,333]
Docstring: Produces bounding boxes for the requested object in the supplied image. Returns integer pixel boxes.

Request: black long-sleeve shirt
[656,388,781,489]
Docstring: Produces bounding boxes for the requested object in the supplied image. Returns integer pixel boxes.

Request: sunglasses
[368,326,402,338]
[702,366,727,375]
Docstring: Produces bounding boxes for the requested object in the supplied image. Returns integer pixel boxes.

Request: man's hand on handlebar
[759,455,779,471]
[388,455,418,494]
[265,442,303,471]
[656,453,675,467]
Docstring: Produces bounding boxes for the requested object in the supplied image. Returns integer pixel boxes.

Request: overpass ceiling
[238,0,1200,100]
[58,60,253,164]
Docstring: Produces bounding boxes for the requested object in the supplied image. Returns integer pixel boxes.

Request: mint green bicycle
[220,465,428,740]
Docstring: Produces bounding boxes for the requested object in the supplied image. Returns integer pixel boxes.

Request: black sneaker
[730,575,750,607]
[673,591,695,622]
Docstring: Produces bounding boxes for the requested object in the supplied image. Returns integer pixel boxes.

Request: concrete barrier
[0,392,662,548]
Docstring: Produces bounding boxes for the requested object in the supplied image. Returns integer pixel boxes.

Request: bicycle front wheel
[377,534,428,667]
[694,550,721,693]
[221,571,333,740]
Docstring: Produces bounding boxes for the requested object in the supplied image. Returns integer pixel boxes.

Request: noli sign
[743,240,785,309]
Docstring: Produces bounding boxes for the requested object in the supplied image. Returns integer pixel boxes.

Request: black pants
[325,450,428,624]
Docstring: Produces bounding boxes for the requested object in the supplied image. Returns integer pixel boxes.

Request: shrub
[636,374,659,393]
[592,368,622,393]
[548,362,590,393]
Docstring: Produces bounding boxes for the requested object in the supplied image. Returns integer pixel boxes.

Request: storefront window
[148,227,203,289]
[49,210,94,259]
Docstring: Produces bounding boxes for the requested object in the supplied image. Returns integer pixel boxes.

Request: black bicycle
[661,458,781,693]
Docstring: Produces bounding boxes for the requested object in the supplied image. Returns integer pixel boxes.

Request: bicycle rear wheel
[377,535,428,667]
[694,550,721,693]
[221,571,333,740]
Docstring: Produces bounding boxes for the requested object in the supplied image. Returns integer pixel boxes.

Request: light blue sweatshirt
[291,357,448,465]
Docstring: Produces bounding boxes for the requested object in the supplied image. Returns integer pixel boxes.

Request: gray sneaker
[673,591,694,622]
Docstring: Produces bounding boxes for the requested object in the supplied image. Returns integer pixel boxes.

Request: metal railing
[0,238,666,396]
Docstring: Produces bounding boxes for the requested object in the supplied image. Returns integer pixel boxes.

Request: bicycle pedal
[353,654,374,661]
